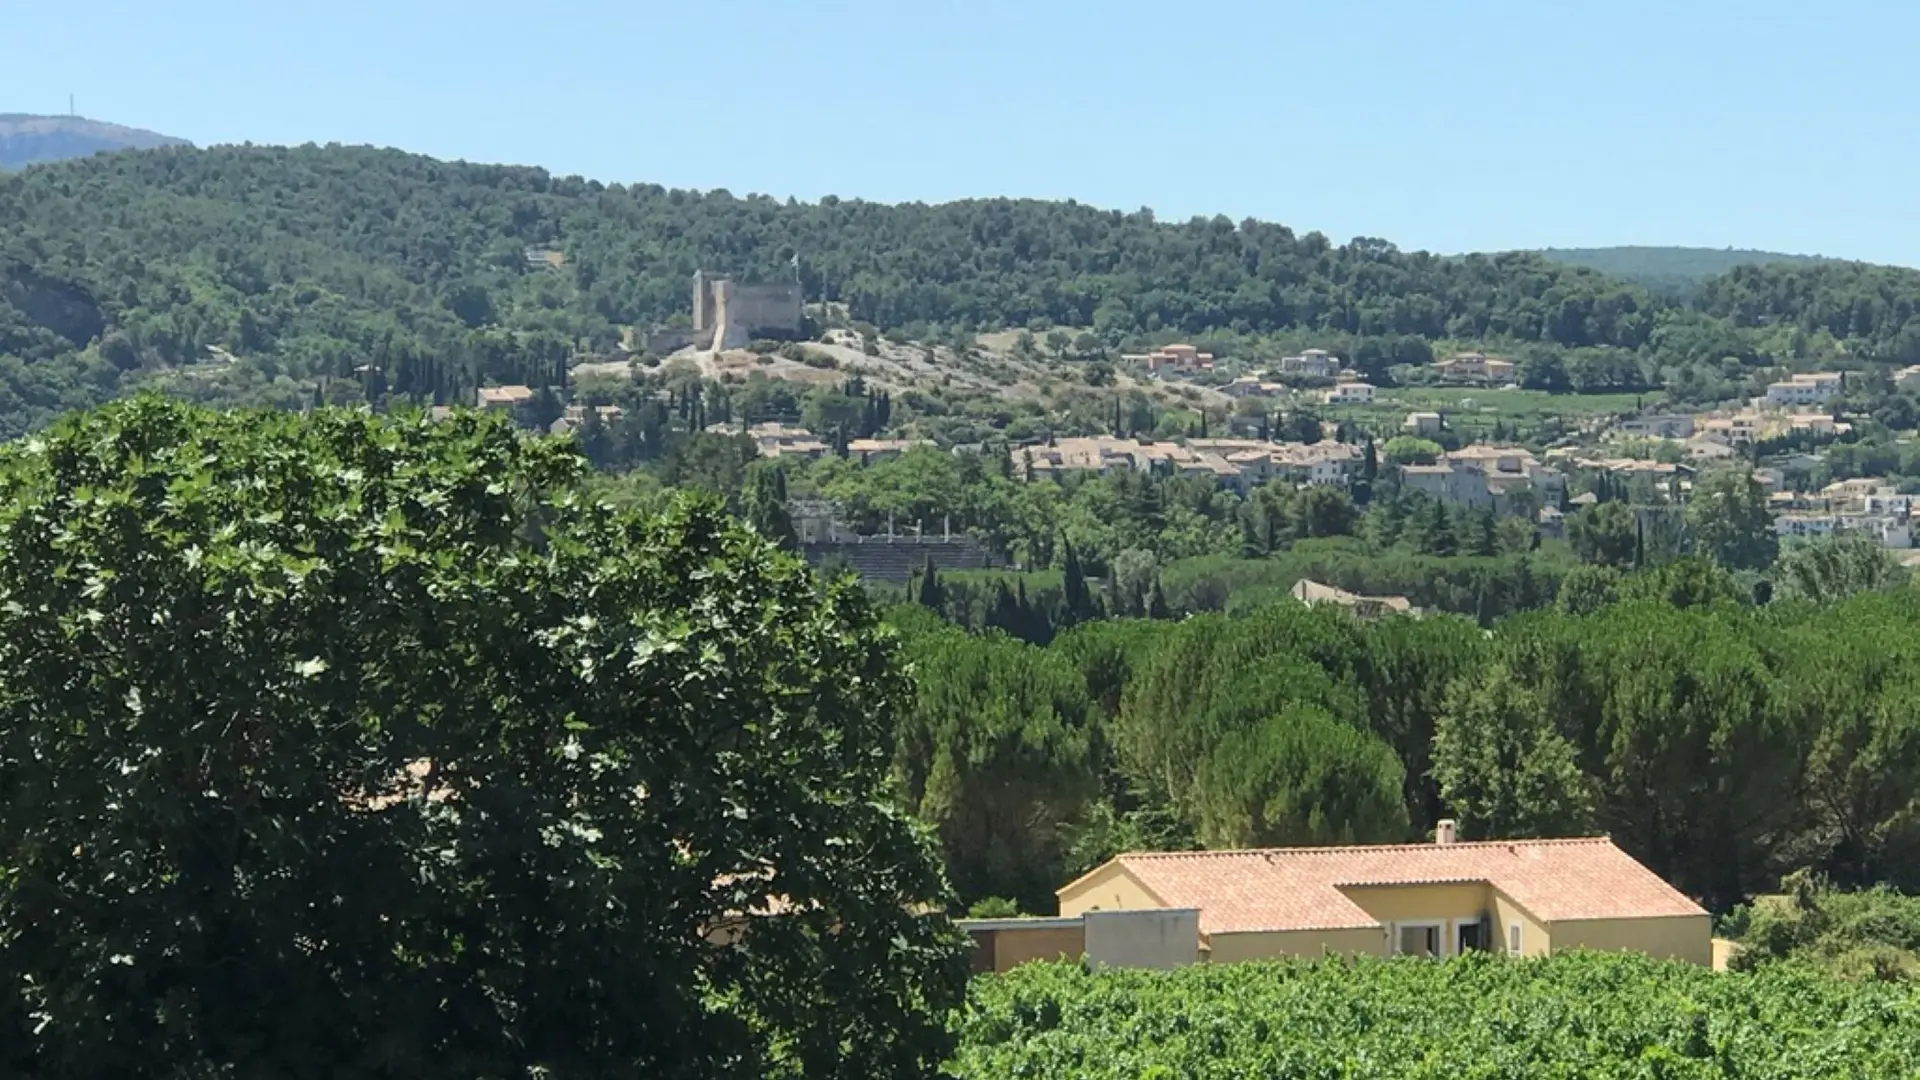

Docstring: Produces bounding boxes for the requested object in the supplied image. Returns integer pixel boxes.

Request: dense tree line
[1699,261,1920,363]
[887,556,1920,916]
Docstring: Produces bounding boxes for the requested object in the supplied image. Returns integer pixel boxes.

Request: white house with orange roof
[1055,824,1709,966]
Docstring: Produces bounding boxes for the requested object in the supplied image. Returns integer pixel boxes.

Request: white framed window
[1507,923,1523,955]
[1392,921,1446,958]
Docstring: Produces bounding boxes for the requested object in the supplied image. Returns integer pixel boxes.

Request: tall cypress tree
[917,558,945,615]
[1061,540,1093,627]
[1146,578,1171,620]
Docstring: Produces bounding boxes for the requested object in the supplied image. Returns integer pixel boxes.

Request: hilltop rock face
[0,114,190,170]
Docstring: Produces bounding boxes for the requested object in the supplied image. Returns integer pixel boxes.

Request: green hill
[2,143,1919,437]
[1538,245,1828,295]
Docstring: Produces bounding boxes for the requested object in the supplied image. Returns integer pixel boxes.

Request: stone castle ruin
[644,270,804,355]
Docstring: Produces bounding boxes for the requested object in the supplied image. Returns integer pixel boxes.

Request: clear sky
[5,0,1916,264]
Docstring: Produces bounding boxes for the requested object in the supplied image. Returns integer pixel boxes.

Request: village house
[1398,463,1483,505]
[1028,436,1165,480]
[1697,412,1762,445]
[547,402,625,436]
[1432,352,1516,385]
[1320,381,1376,405]
[1141,442,1249,493]
[1053,826,1710,966]
[1898,365,1920,391]
[1551,453,1692,487]
[1769,480,1915,548]
[703,421,832,461]
[1775,512,1913,549]
[1403,411,1443,437]
[1685,434,1738,462]
[1787,412,1849,437]
[1025,436,1372,495]
[1401,445,1563,511]
[1276,440,1363,486]
[475,384,535,410]
[1615,414,1696,440]
[1763,372,1843,407]
[1699,408,1849,445]
[1289,578,1416,619]
[1126,343,1216,377]
[1278,348,1341,378]
[847,437,933,464]
[1221,376,1288,398]
[1187,438,1361,487]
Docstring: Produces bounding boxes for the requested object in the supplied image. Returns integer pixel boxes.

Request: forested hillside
[1699,259,1920,360]
[5,144,1920,437]
[1539,245,1825,296]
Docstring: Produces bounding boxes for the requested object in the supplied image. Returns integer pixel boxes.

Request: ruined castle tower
[689,269,803,353]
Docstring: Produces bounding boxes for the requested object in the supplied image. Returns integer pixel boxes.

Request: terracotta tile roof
[1080,838,1703,935]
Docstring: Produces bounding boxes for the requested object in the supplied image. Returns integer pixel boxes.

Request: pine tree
[1362,437,1379,482]
[1198,410,1209,438]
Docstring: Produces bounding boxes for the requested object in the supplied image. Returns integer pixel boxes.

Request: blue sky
[5,0,1916,264]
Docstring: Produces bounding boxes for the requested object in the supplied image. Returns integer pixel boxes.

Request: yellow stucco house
[1057,825,1711,966]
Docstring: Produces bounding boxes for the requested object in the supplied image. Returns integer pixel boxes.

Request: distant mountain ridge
[1537,245,1831,295]
[0,114,189,170]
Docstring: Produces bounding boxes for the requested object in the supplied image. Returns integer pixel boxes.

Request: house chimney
[1435,819,1458,846]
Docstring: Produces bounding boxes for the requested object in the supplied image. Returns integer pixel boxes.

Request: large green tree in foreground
[0,397,965,1079]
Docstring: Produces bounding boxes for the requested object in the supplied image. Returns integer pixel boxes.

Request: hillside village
[444,271,1920,578]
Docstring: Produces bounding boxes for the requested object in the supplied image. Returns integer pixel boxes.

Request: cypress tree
[1061,540,1093,626]
[1424,500,1459,556]
[917,558,945,614]
[1146,578,1171,620]
[1473,508,1498,557]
